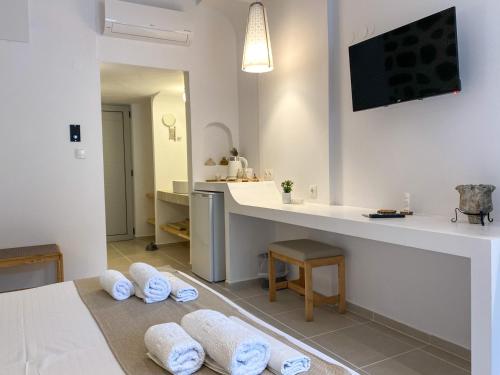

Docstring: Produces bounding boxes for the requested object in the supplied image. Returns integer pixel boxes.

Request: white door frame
[102,104,135,242]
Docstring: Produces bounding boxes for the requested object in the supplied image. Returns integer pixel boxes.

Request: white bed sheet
[0,282,124,375]
[0,276,357,375]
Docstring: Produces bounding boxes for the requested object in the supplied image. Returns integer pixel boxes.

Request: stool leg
[57,254,64,283]
[338,257,346,314]
[298,267,305,286]
[304,263,314,321]
[269,251,276,302]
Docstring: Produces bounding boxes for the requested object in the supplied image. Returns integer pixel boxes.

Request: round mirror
[162,113,176,127]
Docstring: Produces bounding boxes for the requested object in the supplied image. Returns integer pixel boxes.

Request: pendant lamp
[242,2,273,73]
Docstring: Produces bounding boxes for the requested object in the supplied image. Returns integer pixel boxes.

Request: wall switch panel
[70,124,81,142]
[74,148,86,159]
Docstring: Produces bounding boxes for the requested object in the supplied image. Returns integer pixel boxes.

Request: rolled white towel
[99,270,135,301]
[129,263,171,304]
[181,309,270,375]
[145,322,205,375]
[162,272,199,302]
[230,317,310,375]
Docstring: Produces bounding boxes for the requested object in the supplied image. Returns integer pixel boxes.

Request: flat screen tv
[349,7,461,112]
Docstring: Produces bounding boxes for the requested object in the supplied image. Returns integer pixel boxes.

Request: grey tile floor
[108,238,471,375]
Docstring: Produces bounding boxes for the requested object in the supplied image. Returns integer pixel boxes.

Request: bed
[0,268,357,375]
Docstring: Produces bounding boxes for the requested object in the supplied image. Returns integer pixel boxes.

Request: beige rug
[74,269,351,375]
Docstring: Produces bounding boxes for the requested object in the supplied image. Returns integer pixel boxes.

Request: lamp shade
[242,2,273,73]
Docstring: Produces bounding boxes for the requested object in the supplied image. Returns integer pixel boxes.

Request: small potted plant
[229,147,239,159]
[281,180,294,204]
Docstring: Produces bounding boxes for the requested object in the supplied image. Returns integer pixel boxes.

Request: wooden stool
[0,244,64,289]
[268,239,346,321]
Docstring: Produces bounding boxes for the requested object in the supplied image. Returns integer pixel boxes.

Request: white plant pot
[282,192,292,204]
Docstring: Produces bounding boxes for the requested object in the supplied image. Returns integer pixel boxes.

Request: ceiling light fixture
[242,2,273,73]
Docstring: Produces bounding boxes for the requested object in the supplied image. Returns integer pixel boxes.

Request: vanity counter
[195,181,500,255]
[195,180,500,375]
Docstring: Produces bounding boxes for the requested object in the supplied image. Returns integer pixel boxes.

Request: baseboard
[225,275,263,284]
[346,302,471,362]
[226,277,471,362]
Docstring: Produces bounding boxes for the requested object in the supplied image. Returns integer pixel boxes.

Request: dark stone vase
[455,184,496,224]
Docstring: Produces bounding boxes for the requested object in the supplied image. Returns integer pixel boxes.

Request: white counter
[157,190,189,206]
[194,181,500,375]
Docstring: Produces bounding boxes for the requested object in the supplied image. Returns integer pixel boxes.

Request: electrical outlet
[264,169,274,181]
[309,185,318,199]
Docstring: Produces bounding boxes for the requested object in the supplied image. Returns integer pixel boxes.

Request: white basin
[172,180,189,194]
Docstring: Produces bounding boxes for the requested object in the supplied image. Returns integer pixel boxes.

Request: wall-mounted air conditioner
[104,0,193,46]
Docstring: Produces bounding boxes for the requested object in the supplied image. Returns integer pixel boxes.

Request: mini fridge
[191,191,226,282]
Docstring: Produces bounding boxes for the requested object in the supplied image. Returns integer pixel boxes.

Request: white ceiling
[100,63,185,104]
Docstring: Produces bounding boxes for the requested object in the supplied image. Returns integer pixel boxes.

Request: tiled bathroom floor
[108,238,471,375]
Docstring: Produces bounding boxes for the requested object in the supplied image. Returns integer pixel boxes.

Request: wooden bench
[268,239,346,321]
[0,244,64,288]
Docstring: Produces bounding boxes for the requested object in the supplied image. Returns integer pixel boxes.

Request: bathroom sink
[173,180,189,194]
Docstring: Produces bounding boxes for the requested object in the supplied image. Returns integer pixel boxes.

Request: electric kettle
[227,156,248,179]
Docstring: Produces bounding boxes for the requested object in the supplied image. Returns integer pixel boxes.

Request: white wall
[152,92,188,192]
[96,1,240,185]
[332,0,500,214]
[152,91,190,245]
[0,0,241,287]
[237,48,261,175]
[259,0,331,203]
[0,0,29,42]
[248,0,499,349]
[255,0,500,212]
[130,99,155,237]
[202,0,260,174]
[329,0,500,348]
[0,0,106,287]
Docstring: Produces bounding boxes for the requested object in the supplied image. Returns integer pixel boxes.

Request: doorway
[102,105,134,241]
[100,62,191,271]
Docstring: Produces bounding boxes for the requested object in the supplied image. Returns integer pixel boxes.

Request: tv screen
[349,7,461,112]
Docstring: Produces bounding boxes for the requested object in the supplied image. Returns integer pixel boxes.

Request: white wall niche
[202,122,235,180]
